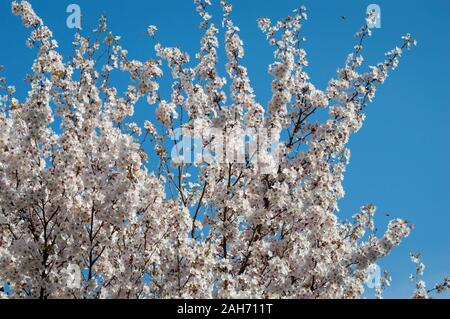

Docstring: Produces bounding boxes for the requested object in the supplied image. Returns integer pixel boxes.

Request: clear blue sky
[0,0,449,299]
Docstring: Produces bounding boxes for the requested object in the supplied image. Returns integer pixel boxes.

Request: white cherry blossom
[0,0,445,300]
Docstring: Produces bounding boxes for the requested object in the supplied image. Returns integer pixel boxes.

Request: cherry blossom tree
[0,0,446,299]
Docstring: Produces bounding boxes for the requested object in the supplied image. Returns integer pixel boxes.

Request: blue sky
[0,0,449,298]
